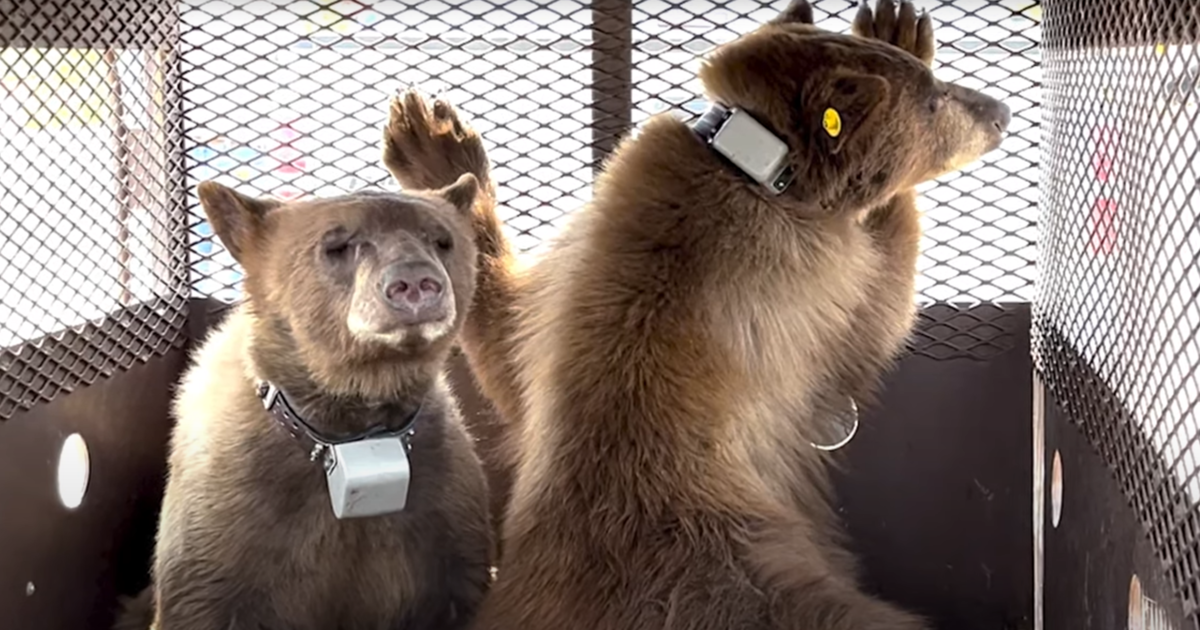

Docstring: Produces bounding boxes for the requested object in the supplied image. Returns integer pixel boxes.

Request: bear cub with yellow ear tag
[383,1,1009,629]
[114,171,493,630]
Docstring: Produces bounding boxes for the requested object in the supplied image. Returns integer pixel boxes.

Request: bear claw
[853,0,936,66]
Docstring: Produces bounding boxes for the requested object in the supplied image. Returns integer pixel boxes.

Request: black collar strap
[690,102,735,145]
[256,381,421,462]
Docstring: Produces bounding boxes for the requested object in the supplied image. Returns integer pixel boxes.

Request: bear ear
[772,0,815,25]
[196,181,281,265]
[817,71,890,155]
[435,172,479,216]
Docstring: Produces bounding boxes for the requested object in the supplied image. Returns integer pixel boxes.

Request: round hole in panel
[1051,450,1063,528]
[56,432,90,510]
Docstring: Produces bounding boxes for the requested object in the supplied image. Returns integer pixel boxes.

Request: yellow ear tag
[823,108,842,138]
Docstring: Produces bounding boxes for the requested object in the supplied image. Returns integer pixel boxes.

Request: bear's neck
[599,114,827,219]
[610,112,872,222]
[589,114,838,244]
[269,380,429,439]
[244,308,441,435]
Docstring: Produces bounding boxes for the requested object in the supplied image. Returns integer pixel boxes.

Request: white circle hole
[1051,450,1063,528]
[56,433,90,510]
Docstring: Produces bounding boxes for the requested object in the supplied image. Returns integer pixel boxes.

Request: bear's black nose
[380,261,448,324]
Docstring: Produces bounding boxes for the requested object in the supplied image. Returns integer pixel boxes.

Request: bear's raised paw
[383,88,490,192]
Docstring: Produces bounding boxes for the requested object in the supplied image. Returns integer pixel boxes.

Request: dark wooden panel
[833,303,1034,630]
[0,349,184,630]
[1044,391,1195,630]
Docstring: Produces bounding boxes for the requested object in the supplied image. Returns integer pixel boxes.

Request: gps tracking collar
[257,381,421,519]
[690,103,797,194]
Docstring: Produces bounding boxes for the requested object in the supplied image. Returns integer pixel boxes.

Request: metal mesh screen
[1034,0,1200,614]
[0,0,189,420]
[181,0,598,302]
[0,1,1040,414]
[181,0,1041,352]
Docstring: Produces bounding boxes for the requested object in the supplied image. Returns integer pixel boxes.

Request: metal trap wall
[1035,0,1200,618]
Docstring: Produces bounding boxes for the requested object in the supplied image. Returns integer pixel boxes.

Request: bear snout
[950,84,1011,136]
[379,260,451,324]
[991,100,1012,134]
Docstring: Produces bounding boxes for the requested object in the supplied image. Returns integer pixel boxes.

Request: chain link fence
[0,0,189,419]
[1035,0,1200,615]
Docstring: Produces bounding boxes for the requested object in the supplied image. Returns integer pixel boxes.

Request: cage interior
[0,1,1198,629]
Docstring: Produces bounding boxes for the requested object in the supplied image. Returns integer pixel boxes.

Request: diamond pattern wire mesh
[0,0,189,420]
[181,0,1041,360]
[1034,0,1200,614]
[181,0,597,303]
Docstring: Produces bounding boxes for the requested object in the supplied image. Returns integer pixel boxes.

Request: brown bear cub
[116,173,493,630]
[385,1,1010,628]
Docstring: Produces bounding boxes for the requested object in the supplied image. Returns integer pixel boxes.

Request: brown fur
[383,93,523,508]
[383,2,1010,628]
[119,179,494,629]
[112,589,154,630]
